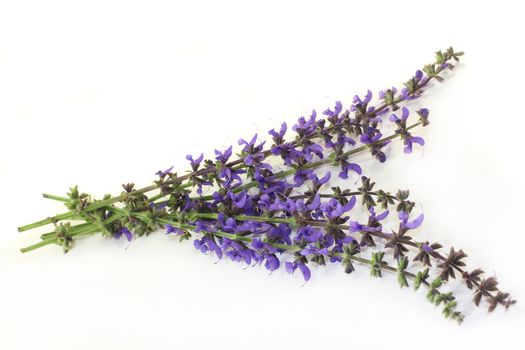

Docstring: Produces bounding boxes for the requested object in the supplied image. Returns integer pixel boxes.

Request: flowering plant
[19,47,515,323]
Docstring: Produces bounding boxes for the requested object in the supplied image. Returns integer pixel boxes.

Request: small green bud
[396,189,410,201]
[435,50,445,64]
[68,185,79,199]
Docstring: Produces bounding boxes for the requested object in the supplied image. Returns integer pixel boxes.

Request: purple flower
[257,194,282,213]
[149,201,168,211]
[243,152,264,166]
[251,238,276,252]
[404,136,425,154]
[271,142,302,165]
[336,134,356,148]
[194,220,217,233]
[186,153,204,171]
[214,146,233,164]
[389,106,410,123]
[236,221,271,236]
[155,166,174,178]
[293,110,317,136]
[294,193,321,214]
[238,134,265,154]
[371,145,388,163]
[217,166,244,189]
[267,223,292,245]
[353,90,372,105]
[300,245,329,256]
[302,142,324,162]
[294,225,323,244]
[115,227,132,242]
[269,122,287,144]
[323,101,343,117]
[324,130,354,149]
[320,196,357,220]
[285,261,311,281]
[165,224,185,236]
[338,160,362,179]
[415,70,424,81]
[313,171,331,186]
[398,211,424,230]
[400,72,426,100]
[238,134,270,172]
[292,168,315,187]
[349,220,381,233]
[260,179,288,196]
[251,238,280,271]
[417,108,430,126]
[194,235,222,259]
[349,221,363,233]
[238,133,257,150]
[228,190,248,209]
[262,254,280,271]
[360,127,382,144]
[221,238,258,264]
[220,217,238,232]
[329,245,344,263]
[369,206,389,222]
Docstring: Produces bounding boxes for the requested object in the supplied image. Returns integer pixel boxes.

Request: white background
[1,1,524,349]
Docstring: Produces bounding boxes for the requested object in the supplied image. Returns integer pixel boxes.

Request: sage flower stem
[17,66,430,233]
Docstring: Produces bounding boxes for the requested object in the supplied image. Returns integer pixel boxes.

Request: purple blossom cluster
[152,81,431,281]
[21,48,516,322]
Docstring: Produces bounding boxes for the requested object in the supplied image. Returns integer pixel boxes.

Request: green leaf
[442,300,458,319]
[384,89,395,105]
[397,256,408,270]
[398,273,409,288]
[434,293,445,306]
[370,252,384,278]
[414,268,429,290]
[396,256,409,288]
[435,50,445,64]
[422,64,435,76]
[68,185,79,199]
[431,276,443,289]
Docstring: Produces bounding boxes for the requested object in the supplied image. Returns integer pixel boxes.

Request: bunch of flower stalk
[19,47,515,324]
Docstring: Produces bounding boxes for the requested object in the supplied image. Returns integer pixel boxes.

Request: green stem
[27,185,148,231]
[191,212,296,225]
[18,183,176,232]
[18,208,420,286]
[17,207,425,285]
[20,213,127,252]
[42,193,71,202]
[20,237,57,253]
